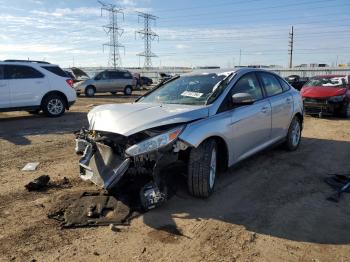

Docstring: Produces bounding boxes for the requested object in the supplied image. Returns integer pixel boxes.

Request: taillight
[66,79,74,88]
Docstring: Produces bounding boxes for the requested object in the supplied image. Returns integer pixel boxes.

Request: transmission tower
[136,12,159,69]
[288,26,294,68]
[98,1,125,69]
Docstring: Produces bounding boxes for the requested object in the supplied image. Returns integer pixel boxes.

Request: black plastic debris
[48,191,139,228]
[324,174,350,202]
[25,175,50,191]
[25,176,71,192]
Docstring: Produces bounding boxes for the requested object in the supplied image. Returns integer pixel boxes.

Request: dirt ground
[0,92,350,262]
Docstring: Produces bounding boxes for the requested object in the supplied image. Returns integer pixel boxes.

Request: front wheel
[124,86,133,96]
[85,86,95,97]
[285,116,301,151]
[42,94,66,117]
[188,139,217,198]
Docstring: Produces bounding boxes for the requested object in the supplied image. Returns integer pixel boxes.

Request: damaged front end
[75,125,189,209]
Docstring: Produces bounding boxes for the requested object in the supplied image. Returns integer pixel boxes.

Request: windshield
[138,74,227,105]
[305,76,348,88]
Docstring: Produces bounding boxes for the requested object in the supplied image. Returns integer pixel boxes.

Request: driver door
[223,72,272,162]
[94,72,111,92]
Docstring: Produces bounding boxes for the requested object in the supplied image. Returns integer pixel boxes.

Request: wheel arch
[294,112,304,130]
[41,91,69,109]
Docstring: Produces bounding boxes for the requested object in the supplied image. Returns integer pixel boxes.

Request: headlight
[125,126,184,157]
[328,95,345,102]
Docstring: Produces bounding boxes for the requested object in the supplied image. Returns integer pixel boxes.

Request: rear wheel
[42,94,66,117]
[188,139,217,198]
[85,86,95,97]
[124,86,133,96]
[285,116,301,151]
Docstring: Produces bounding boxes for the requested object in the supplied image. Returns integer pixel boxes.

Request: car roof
[182,67,278,77]
[0,61,58,67]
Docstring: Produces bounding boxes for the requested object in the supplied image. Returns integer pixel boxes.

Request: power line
[98,0,125,69]
[135,12,159,69]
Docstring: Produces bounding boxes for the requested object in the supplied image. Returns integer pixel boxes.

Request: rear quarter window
[278,78,291,92]
[42,66,68,77]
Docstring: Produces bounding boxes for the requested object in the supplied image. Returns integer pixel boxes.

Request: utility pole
[239,49,242,66]
[98,0,125,69]
[136,12,159,70]
[288,26,294,68]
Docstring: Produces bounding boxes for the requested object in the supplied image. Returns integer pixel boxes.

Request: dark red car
[301,75,350,118]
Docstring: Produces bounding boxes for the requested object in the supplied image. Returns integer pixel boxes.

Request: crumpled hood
[301,86,347,98]
[88,103,209,136]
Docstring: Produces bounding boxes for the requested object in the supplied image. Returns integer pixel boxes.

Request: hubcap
[87,88,94,96]
[291,120,301,147]
[209,148,217,189]
[47,99,63,115]
[125,88,131,95]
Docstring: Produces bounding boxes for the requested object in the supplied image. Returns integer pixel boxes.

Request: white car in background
[0,60,76,117]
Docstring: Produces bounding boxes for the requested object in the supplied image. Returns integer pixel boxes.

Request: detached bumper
[78,141,131,191]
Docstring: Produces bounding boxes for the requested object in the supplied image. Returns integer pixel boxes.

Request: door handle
[286,98,292,104]
[36,81,43,84]
[0,84,6,87]
[261,106,269,113]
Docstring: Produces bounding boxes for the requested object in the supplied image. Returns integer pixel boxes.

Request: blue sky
[0,0,349,68]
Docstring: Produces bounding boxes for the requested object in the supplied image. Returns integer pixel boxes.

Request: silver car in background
[74,69,136,97]
[75,68,303,209]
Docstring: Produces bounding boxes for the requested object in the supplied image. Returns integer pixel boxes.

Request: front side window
[259,73,283,96]
[5,65,44,79]
[231,73,263,101]
[138,74,226,105]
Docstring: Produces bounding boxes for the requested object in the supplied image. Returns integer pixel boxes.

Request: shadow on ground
[141,137,350,245]
[0,112,88,145]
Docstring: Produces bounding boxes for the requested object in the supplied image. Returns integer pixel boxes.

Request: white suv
[0,60,76,117]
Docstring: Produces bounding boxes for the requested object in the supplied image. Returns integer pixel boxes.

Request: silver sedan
[76,68,303,209]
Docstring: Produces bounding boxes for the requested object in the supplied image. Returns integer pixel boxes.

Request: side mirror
[231,93,255,106]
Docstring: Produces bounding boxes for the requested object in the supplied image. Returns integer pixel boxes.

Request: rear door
[5,65,48,107]
[0,65,10,108]
[258,72,293,140]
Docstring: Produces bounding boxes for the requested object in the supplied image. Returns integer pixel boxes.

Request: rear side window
[42,66,67,77]
[0,66,4,79]
[5,65,44,79]
[109,71,132,79]
[259,73,283,96]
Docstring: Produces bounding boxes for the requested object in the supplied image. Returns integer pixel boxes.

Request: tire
[85,86,95,97]
[124,86,133,96]
[285,116,301,151]
[188,139,217,198]
[340,102,350,118]
[42,94,66,117]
